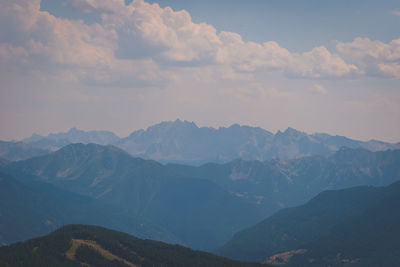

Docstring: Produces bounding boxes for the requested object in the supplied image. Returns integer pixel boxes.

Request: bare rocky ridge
[16,120,400,165]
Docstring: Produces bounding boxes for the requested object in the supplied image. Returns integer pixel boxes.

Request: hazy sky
[1,0,399,142]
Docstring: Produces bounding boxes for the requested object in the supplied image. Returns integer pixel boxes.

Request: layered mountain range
[23,127,119,151]
[1,144,265,251]
[1,143,399,253]
[1,121,399,265]
[6,120,398,164]
[167,147,400,215]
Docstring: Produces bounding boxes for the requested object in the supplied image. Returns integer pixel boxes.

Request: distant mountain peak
[68,127,80,133]
[284,127,304,135]
[114,122,400,164]
[172,119,197,126]
[0,140,49,161]
[146,119,199,132]
[30,133,42,139]
[16,121,400,164]
[274,127,306,140]
[23,133,44,143]
[21,128,120,151]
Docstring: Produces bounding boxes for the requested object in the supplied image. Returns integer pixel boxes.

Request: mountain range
[13,120,400,164]
[167,147,400,216]
[0,225,265,267]
[218,180,400,266]
[23,127,120,151]
[1,143,399,252]
[115,120,400,164]
[1,144,265,251]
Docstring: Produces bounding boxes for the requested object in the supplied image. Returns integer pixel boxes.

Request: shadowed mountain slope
[218,181,400,266]
[0,172,178,246]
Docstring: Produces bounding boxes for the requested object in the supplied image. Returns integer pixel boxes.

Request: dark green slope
[289,181,400,266]
[1,144,264,251]
[0,225,265,267]
[218,181,400,266]
[0,173,178,246]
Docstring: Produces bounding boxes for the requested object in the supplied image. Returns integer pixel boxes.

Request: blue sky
[42,0,400,51]
[1,0,400,142]
[145,0,400,51]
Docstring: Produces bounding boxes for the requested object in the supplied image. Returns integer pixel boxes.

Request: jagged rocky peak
[147,119,199,132]
[275,127,306,139]
[284,127,305,136]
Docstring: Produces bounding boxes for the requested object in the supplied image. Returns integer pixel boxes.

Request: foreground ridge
[0,224,265,267]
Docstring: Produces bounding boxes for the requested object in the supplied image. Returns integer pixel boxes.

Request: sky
[0,0,399,142]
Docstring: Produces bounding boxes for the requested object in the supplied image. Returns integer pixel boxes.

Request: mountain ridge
[0,224,265,267]
[23,128,120,151]
[116,120,400,164]
[1,143,265,251]
[2,144,400,251]
[218,180,400,266]
[15,120,399,164]
[167,147,400,216]
[0,141,49,161]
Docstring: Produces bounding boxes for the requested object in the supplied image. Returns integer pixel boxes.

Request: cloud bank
[337,37,400,78]
[0,0,399,89]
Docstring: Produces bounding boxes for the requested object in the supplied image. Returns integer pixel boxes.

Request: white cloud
[0,0,397,88]
[309,84,328,94]
[336,37,400,78]
[0,0,168,86]
[287,46,359,78]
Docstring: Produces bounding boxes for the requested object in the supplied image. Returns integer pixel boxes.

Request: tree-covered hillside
[0,225,265,267]
[218,181,400,266]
